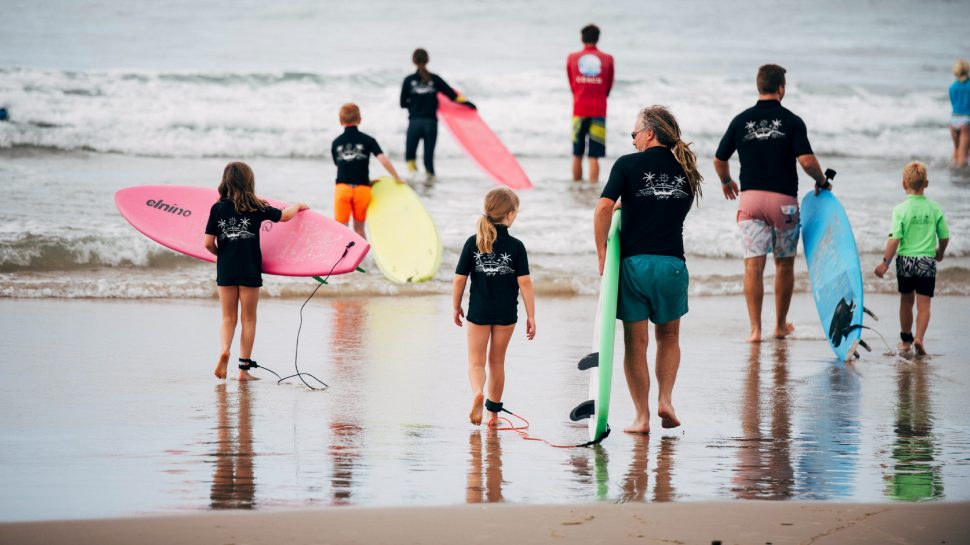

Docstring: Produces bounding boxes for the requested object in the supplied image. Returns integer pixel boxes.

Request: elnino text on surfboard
[145,199,193,217]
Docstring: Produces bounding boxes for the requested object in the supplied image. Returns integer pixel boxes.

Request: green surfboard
[570,209,620,444]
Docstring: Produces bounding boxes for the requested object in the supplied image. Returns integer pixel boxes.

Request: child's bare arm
[452,275,468,326]
[203,234,218,256]
[874,238,900,278]
[517,275,536,340]
[937,238,949,262]
[279,202,309,222]
[376,154,403,183]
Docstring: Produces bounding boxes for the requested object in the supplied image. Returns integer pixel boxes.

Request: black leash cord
[251,241,355,390]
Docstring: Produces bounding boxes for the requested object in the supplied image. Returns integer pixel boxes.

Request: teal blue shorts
[617,254,689,324]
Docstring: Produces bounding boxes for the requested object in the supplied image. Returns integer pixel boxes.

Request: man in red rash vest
[567,24,614,183]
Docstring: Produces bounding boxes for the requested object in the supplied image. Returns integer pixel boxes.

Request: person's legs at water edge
[215,286,239,379]
[423,120,438,179]
[914,294,932,355]
[571,116,587,181]
[743,256,767,342]
[405,122,421,177]
[467,322,490,425]
[951,126,962,166]
[586,117,606,183]
[774,256,796,338]
[654,319,681,429]
[237,286,260,381]
[622,320,651,433]
[958,123,970,167]
[485,324,515,424]
[351,184,371,240]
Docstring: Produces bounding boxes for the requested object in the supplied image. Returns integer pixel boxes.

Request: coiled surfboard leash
[484,399,607,449]
[239,241,358,390]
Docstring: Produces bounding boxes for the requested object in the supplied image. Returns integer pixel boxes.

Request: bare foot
[913,338,927,356]
[624,415,650,434]
[237,370,260,381]
[214,351,229,379]
[774,322,795,339]
[658,404,681,429]
[747,328,762,343]
[897,342,913,353]
[469,393,484,425]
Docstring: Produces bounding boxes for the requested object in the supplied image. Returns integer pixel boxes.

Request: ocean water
[1,0,969,299]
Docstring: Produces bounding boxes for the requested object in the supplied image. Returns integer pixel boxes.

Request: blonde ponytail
[475,188,520,254]
[476,215,498,254]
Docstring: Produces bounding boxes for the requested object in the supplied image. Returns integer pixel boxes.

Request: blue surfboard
[801,179,865,361]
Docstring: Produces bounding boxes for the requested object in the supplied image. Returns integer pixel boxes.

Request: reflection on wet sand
[569,445,610,500]
[796,358,860,499]
[887,360,943,501]
[328,300,367,505]
[466,430,504,503]
[733,342,794,499]
[210,382,255,509]
[620,436,678,503]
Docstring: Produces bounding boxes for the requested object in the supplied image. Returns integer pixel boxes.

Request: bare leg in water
[467,323,491,425]
[622,320,651,434]
[485,324,515,424]
[215,286,239,379]
[654,320,682,429]
[237,286,260,381]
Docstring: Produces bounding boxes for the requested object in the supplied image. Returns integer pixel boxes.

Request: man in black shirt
[330,103,402,239]
[594,106,703,434]
[714,64,829,343]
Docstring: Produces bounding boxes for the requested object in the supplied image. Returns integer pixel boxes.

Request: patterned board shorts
[737,190,800,259]
[896,255,937,297]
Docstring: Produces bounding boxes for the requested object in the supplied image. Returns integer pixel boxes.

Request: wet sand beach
[1,293,968,525]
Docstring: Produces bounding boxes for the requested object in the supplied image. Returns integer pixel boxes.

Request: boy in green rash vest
[874,161,950,356]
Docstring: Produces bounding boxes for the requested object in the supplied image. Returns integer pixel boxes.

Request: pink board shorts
[737,190,800,258]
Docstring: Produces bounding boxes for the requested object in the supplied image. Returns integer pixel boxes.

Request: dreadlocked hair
[218,162,268,213]
[638,105,704,206]
[476,187,520,254]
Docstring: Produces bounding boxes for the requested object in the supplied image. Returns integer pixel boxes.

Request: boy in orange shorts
[331,103,403,238]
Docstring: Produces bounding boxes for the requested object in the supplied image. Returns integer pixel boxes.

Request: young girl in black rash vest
[452,188,536,426]
[203,161,308,381]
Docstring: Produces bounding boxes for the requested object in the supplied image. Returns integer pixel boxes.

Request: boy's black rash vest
[400,71,459,120]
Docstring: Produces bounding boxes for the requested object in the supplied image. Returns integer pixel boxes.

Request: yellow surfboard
[365,177,442,284]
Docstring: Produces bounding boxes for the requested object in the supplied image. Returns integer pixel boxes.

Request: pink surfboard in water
[437,92,532,190]
[115,185,369,277]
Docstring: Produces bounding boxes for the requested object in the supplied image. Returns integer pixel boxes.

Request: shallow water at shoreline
[1,293,968,522]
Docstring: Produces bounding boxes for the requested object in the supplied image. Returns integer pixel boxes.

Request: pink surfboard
[438,92,532,190]
[115,185,369,277]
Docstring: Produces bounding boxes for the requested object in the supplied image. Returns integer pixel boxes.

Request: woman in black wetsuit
[400,48,475,181]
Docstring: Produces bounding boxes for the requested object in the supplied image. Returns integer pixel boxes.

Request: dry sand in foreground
[1,501,967,545]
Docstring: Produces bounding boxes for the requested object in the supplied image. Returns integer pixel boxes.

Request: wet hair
[581,24,600,45]
[902,161,928,191]
[339,103,361,125]
[476,188,520,254]
[955,59,970,81]
[756,64,787,95]
[412,48,431,83]
[218,162,267,213]
[637,106,704,206]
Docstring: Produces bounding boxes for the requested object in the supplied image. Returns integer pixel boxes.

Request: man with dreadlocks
[713,64,828,343]
[593,105,703,434]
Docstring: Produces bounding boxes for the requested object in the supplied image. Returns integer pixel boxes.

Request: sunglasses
[631,129,644,140]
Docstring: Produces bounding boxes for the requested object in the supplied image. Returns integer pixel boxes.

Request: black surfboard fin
[570,399,595,421]
[858,339,872,352]
[578,352,599,371]
[356,266,366,273]
[863,306,879,321]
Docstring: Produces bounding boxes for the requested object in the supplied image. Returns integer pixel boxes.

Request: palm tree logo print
[473,251,515,276]
[218,217,256,241]
[637,171,689,200]
[743,119,785,141]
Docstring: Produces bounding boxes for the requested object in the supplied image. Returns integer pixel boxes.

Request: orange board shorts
[334,183,371,224]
